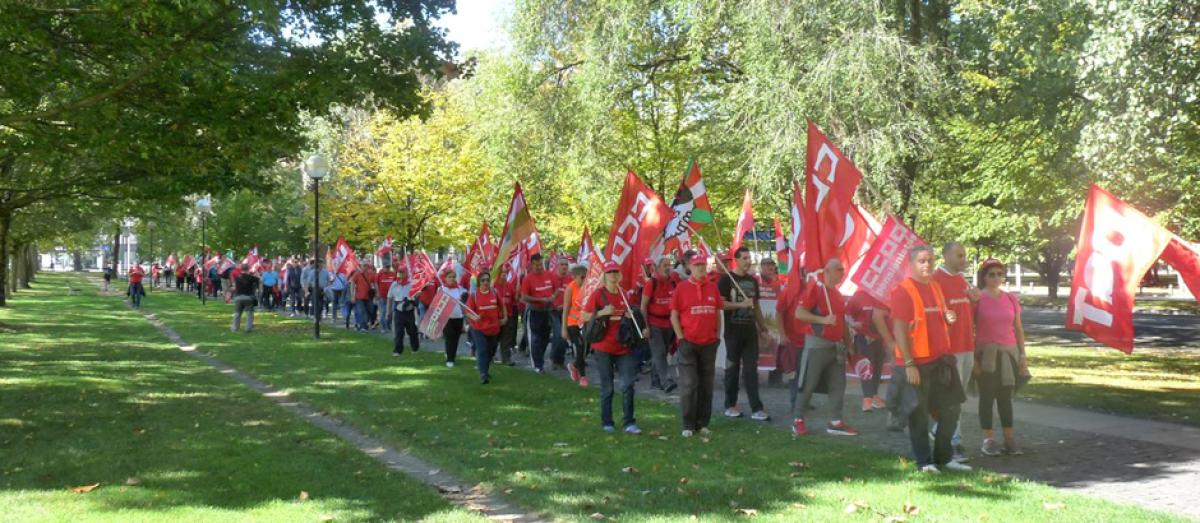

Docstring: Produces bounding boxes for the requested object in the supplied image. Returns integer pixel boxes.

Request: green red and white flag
[492,183,541,281]
[773,217,788,272]
[658,160,714,258]
[730,189,755,253]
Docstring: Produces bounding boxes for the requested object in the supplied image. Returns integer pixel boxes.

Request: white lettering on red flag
[849,216,925,303]
[605,170,671,288]
[419,288,456,339]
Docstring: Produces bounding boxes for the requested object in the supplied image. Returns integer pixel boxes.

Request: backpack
[618,308,647,349]
[583,291,610,343]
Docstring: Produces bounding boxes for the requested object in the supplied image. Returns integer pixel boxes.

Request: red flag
[376,236,394,258]
[419,288,458,339]
[181,255,195,271]
[464,223,497,275]
[849,216,926,304]
[581,251,606,302]
[1161,236,1200,301]
[787,181,805,281]
[730,189,755,253]
[1066,185,1172,353]
[838,204,884,295]
[604,170,672,289]
[329,237,359,275]
[242,246,260,267]
[578,226,595,262]
[493,183,541,280]
[803,121,864,275]
[405,251,437,290]
[166,254,178,268]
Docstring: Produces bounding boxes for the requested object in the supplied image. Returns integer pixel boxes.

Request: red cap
[979,258,1006,273]
[685,253,708,265]
[642,257,655,267]
[602,261,621,273]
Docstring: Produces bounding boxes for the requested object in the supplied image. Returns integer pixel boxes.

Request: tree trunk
[73,250,83,271]
[1037,248,1068,299]
[0,209,9,306]
[19,243,34,288]
[10,241,25,293]
[111,226,121,273]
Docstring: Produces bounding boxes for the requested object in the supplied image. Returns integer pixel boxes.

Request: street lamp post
[303,154,331,340]
[196,198,212,306]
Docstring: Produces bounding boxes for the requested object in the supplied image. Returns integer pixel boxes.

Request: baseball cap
[602,261,620,273]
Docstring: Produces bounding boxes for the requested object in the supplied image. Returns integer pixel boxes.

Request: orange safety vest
[566,279,585,327]
[894,278,951,362]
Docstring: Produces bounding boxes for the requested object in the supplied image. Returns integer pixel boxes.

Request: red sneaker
[826,420,859,436]
[568,362,581,383]
[579,376,589,388]
[791,418,808,436]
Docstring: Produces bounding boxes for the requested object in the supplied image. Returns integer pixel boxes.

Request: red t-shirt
[467,288,503,336]
[671,278,723,345]
[757,275,781,301]
[846,289,887,340]
[351,271,371,301]
[933,268,976,353]
[494,280,516,314]
[889,279,951,365]
[551,272,571,310]
[520,271,557,310]
[644,275,675,328]
[585,288,630,355]
[800,281,847,342]
[376,270,396,298]
[231,268,242,281]
[129,266,144,284]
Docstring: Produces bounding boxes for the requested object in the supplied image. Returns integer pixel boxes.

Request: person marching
[466,269,505,384]
[548,257,572,370]
[438,268,468,368]
[718,247,769,421]
[641,256,678,393]
[562,262,591,387]
[933,241,981,460]
[520,253,555,373]
[387,265,420,355]
[127,262,146,308]
[974,258,1027,456]
[581,261,642,434]
[846,286,890,412]
[231,263,260,333]
[495,263,519,366]
[671,253,723,438]
[790,258,857,436]
[891,245,971,473]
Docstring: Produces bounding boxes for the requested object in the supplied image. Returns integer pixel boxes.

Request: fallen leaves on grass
[589,512,607,520]
[734,508,759,516]
[69,483,100,494]
[622,466,639,474]
[124,477,142,486]
[1043,502,1066,511]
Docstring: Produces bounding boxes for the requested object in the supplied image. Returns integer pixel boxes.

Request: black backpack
[618,309,647,348]
[583,291,610,343]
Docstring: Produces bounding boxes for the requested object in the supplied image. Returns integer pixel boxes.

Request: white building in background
[39,229,139,274]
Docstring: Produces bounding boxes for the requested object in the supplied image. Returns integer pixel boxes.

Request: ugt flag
[1066,185,1172,353]
[803,121,864,275]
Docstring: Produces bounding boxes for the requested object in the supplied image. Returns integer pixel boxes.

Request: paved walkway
[159,285,1200,520]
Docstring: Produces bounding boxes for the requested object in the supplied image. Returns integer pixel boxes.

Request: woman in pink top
[973,258,1027,456]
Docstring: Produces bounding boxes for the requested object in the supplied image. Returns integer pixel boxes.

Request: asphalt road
[1022,308,1200,348]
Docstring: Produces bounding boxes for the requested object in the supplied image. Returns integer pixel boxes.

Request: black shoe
[481,376,490,384]
[664,382,678,393]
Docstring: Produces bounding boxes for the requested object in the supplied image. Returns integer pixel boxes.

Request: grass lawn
[1022,344,1200,426]
[1019,295,1200,314]
[131,279,1183,522]
[0,273,480,523]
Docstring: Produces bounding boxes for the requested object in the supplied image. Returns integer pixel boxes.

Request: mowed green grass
[1023,344,1200,426]
[134,279,1183,522]
[0,274,481,523]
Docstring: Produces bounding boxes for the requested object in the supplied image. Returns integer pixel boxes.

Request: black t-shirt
[718,272,759,333]
[234,273,260,296]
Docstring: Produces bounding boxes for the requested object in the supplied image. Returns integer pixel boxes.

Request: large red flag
[605,170,672,289]
[581,250,606,302]
[464,223,497,275]
[1066,185,1172,353]
[730,189,755,253]
[242,246,260,267]
[849,216,926,303]
[181,255,195,271]
[406,251,437,290]
[1160,236,1200,301]
[803,121,864,275]
[838,204,884,295]
[376,236,394,258]
[419,288,458,339]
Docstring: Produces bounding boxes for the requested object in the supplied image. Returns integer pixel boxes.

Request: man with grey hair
[232,263,260,333]
[933,241,981,461]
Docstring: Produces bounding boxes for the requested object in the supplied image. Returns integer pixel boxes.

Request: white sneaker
[681,430,694,438]
[750,411,770,421]
[698,427,712,436]
[723,407,743,418]
[446,361,455,368]
[920,464,941,474]
[943,460,973,472]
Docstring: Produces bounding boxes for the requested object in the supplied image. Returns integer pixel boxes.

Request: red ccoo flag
[604,170,672,289]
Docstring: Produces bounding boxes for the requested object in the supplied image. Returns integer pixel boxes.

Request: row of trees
[5,0,1195,304]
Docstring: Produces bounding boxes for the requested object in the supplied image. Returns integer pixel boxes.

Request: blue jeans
[353,300,368,330]
[471,329,499,379]
[128,282,144,308]
[527,309,552,370]
[595,350,638,428]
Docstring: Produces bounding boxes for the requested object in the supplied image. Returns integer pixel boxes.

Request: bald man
[933,241,981,461]
[790,258,857,436]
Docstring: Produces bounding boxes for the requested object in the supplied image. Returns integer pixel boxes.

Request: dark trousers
[595,350,638,428]
[978,371,1015,430]
[549,309,567,365]
[909,362,963,467]
[498,313,517,363]
[648,325,676,388]
[567,325,588,377]
[444,318,464,363]
[527,309,551,369]
[260,287,275,310]
[679,340,718,431]
[856,335,886,397]
[472,329,499,379]
[723,328,763,412]
[393,310,419,353]
[289,286,303,312]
